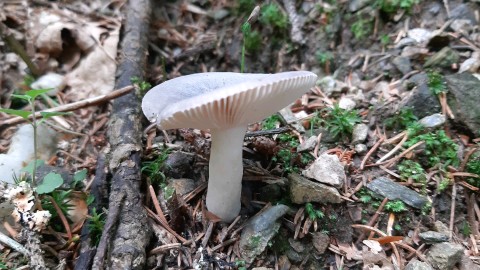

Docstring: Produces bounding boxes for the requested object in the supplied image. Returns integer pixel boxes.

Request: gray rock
[168,178,196,196]
[434,221,450,235]
[355,144,368,154]
[419,113,446,129]
[459,52,480,73]
[312,232,330,254]
[286,249,303,263]
[424,47,460,68]
[427,242,464,270]
[164,151,195,178]
[352,123,368,144]
[338,97,356,110]
[450,19,474,34]
[398,81,441,119]
[288,238,306,253]
[279,107,305,133]
[366,177,429,209]
[445,73,480,136]
[395,37,417,49]
[317,76,338,97]
[419,231,449,244]
[408,28,432,43]
[288,173,342,204]
[297,136,317,153]
[459,254,480,270]
[308,127,337,143]
[348,0,372,12]
[302,153,345,188]
[392,56,412,75]
[239,205,290,263]
[449,3,478,24]
[405,259,434,270]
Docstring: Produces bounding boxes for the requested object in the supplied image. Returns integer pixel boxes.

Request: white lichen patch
[4,181,51,231]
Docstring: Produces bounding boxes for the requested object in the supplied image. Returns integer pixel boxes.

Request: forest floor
[1,0,480,269]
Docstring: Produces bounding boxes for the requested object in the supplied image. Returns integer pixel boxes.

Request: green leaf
[11,94,32,102]
[0,108,31,119]
[86,194,95,206]
[25,89,53,99]
[36,172,64,194]
[74,169,88,182]
[21,160,45,175]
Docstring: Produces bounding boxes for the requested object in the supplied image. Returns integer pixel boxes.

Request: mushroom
[142,71,317,222]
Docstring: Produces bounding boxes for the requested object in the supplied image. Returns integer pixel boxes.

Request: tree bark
[91,0,152,269]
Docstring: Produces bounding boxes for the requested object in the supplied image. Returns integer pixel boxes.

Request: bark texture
[91,0,152,269]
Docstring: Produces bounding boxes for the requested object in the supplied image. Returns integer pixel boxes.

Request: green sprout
[305,202,325,221]
[88,207,106,246]
[322,104,362,140]
[351,17,373,40]
[262,114,281,130]
[397,160,426,183]
[405,130,459,167]
[260,3,288,30]
[384,200,407,213]
[385,107,418,130]
[376,0,419,13]
[427,70,447,95]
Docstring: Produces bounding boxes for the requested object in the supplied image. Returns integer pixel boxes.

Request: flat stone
[312,232,330,254]
[408,28,432,43]
[392,56,412,75]
[164,151,195,178]
[302,153,345,188]
[418,113,446,129]
[405,259,434,270]
[168,178,196,196]
[419,231,449,244]
[424,47,460,68]
[338,97,356,110]
[239,205,290,263]
[355,144,367,154]
[427,242,464,270]
[398,80,441,119]
[288,173,342,204]
[297,136,317,153]
[366,177,429,209]
[445,73,480,136]
[352,123,368,144]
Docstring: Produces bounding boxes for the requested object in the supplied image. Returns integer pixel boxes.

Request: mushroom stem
[206,126,247,222]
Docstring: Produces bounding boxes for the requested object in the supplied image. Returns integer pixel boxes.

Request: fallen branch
[0,85,134,127]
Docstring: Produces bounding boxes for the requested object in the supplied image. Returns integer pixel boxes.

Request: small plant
[278,133,299,148]
[305,202,325,221]
[131,76,152,95]
[0,89,68,187]
[376,0,419,13]
[427,70,447,95]
[260,3,288,30]
[385,107,418,130]
[88,207,106,246]
[262,114,281,130]
[465,152,480,188]
[237,0,255,14]
[244,30,262,53]
[397,160,426,183]
[384,200,407,213]
[351,17,373,40]
[438,177,451,192]
[380,34,390,47]
[321,104,362,140]
[405,130,459,167]
[461,220,472,237]
[141,149,171,186]
[316,50,334,67]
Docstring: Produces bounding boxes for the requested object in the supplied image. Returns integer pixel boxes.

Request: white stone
[302,153,346,188]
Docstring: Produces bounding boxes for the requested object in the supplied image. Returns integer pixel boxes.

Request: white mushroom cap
[142,71,318,130]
